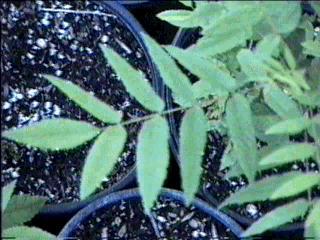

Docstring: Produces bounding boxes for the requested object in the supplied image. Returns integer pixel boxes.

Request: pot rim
[36,0,163,216]
[58,188,244,238]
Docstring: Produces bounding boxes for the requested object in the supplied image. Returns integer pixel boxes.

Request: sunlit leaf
[157,10,195,28]
[43,75,122,123]
[259,143,317,167]
[242,199,310,237]
[3,226,56,240]
[3,195,47,229]
[220,173,320,207]
[80,125,127,200]
[226,94,257,182]
[100,45,164,113]
[2,181,16,212]
[179,0,193,8]
[263,85,302,119]
[256,34,281,58]
[282,43,296,70]
[266,117,312,135]
[180,106,207,203]
[143,34,195,107]
[137,116,169,213]
[2,119,100,151]
[166,46,236,92]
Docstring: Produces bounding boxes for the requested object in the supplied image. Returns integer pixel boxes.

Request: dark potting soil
[1,1,155,204]
[70,195,238,240]
[170,29,320,222]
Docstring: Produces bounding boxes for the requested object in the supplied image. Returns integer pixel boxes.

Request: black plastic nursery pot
[58,188,243,239]
[166,7,319,238]
[1,0,164,219]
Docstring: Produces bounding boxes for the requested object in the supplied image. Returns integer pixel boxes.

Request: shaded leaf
[311,1,320,16]
[3,195,47,229]
[143,34,195,107]
[302,40,320,57]
[166,46,236,92]
[242,199,310,237]
[260,143,317,167]
[100,45,164,112]
[3,226,56,240]
[137,116,169,213]
[2,119,100,151]
[226,94,257,182]
[2,181,16,212]
[293,90,320,107]
[180,107,207,203]
[220,173,320,207]
[80,125,127,199]
[308,119,320,142]
[283,43,296,70]
[266,117,312,135]
[44,75,122,123]
[263,85,301,119]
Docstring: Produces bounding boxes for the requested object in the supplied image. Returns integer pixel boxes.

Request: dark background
[29,1,187,235]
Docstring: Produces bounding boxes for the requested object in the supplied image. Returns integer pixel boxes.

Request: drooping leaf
[137,116,169,213]
[143,34,195,107]
[259,143,317,167]
[100,45,164,113]
[302,40,320,57]
[3,195,47,229]
[166,46,236,92]
[260,2,301,34]
[80,125,127,200]
[2,181,16,212]
[180,106,207,203]
[242,199,310,237]
[220,173,320,207]
[263,85,302,119]
[266,117,312,135]
[3,226,56,240]
[237,49,269,82]
[43,75,122,123]
[2,119,100,151]
[226,94,257,182]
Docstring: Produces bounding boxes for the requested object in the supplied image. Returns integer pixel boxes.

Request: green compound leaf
[100,45,164,113]
[302,40,320,58]
[166,46,236,92]
[266,117,312,135]
[80,125,127,200]
[226,94,257,183]
[143,34,195,107]
[2,181,16,212]
[2,119,100,151]
[220,173,320,208]
[242,199,310,237]
[259,143,318,167]
[3,226,56,240]
[263,85,302,120]
[180,106,208,204]
[237,49,269,82]
[43,75,122,124]
[3,195,47,229]
[137,116,169,213]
